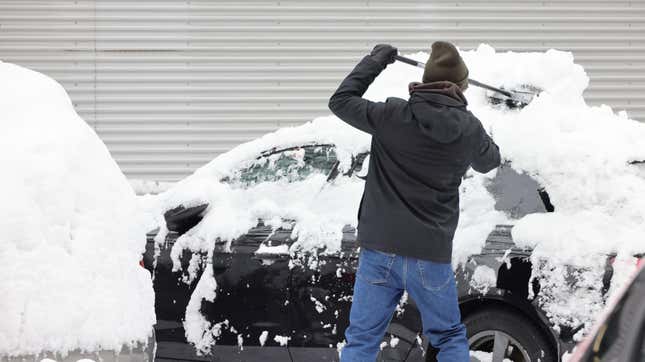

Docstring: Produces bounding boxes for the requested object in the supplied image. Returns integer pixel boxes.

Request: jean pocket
[357,248,396,285]
[416,260,453,291]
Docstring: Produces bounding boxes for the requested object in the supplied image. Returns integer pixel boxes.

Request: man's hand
[370,44,398,66]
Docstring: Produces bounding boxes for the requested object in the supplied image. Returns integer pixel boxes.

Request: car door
[288,225,358,361]
[287,152,366,360]
[196,144,342,360]
[286,151,420,362]
[200,220,295,361]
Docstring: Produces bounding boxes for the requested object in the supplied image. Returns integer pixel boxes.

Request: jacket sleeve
[328,56,389,135]
[471,121,501,173]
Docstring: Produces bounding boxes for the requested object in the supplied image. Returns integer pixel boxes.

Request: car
[0,61,157,361]
[568,259,644,362]
[140,47,645,362]
[141,136,641,362]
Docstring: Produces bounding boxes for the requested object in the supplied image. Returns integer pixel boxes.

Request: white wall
[1,0,643,180]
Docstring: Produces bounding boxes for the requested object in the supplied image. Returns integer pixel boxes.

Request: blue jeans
[340,248,469,362]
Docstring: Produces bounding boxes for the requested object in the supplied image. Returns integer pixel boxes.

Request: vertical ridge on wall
[1,0,643,180]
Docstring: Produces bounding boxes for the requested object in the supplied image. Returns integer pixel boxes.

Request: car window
[227,144,338,187]
[485,162,551,218]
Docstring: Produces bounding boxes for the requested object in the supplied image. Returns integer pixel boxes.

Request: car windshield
[226,144,338,187]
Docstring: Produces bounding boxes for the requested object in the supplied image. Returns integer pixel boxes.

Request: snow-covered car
[142,46,645,362]
[0,63,156,359]
[144,147,641,362]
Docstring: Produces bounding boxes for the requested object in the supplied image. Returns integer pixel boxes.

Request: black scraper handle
[394,54,513,99]
[468,79,513,98]
[393,55,424,68]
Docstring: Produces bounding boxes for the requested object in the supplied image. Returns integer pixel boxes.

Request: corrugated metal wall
[1,0,643,180]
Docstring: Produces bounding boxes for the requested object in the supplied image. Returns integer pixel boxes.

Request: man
[328,41,501,362]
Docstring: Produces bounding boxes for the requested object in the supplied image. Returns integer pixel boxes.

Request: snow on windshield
[0,62,156,357]
[148,44,645,350]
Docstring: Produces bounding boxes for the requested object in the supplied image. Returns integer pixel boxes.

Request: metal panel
[1,0,643,180]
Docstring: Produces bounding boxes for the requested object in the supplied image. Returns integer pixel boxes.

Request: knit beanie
[422,41,469,90]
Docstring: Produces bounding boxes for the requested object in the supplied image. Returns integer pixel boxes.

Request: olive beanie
[422,41,469,90]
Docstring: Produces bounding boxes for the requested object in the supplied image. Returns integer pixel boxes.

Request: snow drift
[0,62,156,356]
[146,44,645,348]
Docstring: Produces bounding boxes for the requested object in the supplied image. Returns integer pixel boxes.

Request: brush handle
[468,79,512,98]
[394,54,513,98]
[393,55,425,68]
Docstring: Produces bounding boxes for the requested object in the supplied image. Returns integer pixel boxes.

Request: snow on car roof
[0,62,156,357]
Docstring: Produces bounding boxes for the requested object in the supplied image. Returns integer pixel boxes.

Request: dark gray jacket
[328,56,500,263]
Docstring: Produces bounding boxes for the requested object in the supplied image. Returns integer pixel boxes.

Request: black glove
[370,44,398,66]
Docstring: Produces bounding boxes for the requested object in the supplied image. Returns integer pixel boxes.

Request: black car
[141,137,635,362]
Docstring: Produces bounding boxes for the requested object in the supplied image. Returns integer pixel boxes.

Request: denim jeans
[340,248,469,362]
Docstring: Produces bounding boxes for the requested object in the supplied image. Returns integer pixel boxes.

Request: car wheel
[464,306,555,362]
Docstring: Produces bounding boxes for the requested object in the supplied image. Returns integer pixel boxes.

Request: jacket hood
[408,81,469,143]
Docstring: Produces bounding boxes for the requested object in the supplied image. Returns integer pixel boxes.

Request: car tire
[464,306,556,362]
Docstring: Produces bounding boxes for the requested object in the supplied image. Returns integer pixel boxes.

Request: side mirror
[163,203,209,235]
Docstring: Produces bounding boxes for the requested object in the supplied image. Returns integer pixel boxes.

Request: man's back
[329,55,500,263]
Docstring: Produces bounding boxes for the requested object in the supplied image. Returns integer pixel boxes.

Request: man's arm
[471,123,501,173]
[328,44,398,135]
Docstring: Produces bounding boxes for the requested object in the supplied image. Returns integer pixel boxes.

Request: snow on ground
[143,44,645,349]
[0,62,156,357]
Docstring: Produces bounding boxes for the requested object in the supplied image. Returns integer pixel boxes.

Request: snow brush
[393,54,539,109]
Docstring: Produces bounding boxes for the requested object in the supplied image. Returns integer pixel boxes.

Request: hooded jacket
[328,56,500,263]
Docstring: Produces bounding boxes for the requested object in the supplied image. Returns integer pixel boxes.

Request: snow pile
[129,179,175,196]
[145,44,645,348]
[0,62,155,356]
